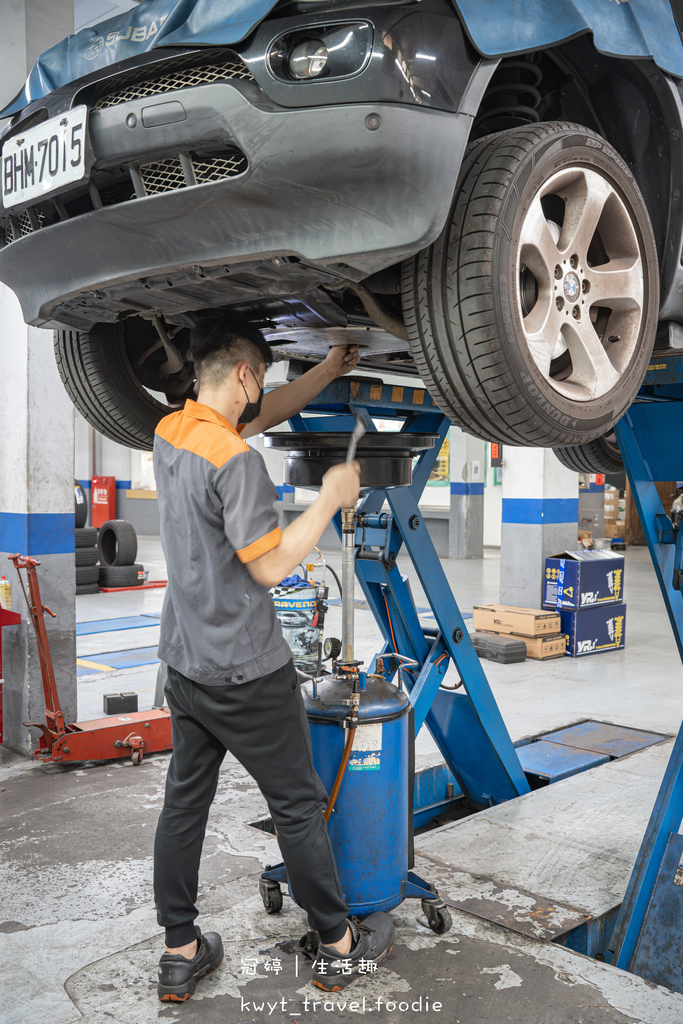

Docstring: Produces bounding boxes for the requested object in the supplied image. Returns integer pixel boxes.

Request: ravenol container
[302,674,412,915]
[272,579,319,674]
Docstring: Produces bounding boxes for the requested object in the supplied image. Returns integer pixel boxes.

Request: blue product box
[543,550,625,611]
[561,602,627,657]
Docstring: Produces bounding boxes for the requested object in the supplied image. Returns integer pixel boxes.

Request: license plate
[2,105,88,209]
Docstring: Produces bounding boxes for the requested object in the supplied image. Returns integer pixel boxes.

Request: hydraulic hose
[324,718,357,822]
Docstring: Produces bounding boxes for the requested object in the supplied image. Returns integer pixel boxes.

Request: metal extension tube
[341,506,356,664]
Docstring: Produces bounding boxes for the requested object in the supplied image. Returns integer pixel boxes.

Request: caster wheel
[131,750,142,766]
[298,929,320,960]
[422,899,452,935]
[259,878,283,914]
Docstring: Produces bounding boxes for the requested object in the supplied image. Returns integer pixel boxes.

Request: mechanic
[152,320,395,1002]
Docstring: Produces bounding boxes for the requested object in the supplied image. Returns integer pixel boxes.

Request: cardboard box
[524,634,568,660]
[604,522,626,539]
[561,603,627,657]
[472,604,561,638]
[543,550,625,610]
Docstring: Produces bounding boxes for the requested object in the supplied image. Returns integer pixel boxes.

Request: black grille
[91,55,254,110]
[4,208,45,245]
[2,146,247,244]
[139,150,248,195]
[194,152,249,183]
[139,157,186,195]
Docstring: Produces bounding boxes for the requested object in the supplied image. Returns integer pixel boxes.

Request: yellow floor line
[77,657,115,672]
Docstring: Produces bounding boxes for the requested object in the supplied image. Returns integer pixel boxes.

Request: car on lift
[1,0,682,467]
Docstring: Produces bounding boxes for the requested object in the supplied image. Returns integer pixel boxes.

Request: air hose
[324,716,357,822]
[324,663,360,822]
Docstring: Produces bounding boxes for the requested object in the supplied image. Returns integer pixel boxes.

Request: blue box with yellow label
[543,550,625,611]
[560,602,627,657]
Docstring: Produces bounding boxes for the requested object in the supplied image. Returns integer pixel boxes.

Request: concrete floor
[2,540,683,1023]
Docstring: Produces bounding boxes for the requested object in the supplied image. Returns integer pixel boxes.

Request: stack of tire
[97,520,145,588]
[75,480,100,595]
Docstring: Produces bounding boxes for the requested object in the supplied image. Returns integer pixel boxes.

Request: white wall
[75,412,132,485]
[483,459,502,547]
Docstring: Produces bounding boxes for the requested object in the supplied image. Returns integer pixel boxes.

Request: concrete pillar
[500,448,579,609]
[4,0,74,102]
[0,0,75,755]
[448,428,485,559]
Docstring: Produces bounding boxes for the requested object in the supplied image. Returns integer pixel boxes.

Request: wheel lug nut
[572,305,581,319]
[582,279,590,293]
[556,297,564,310]
[570,254,579,269]
[554,265,562,279]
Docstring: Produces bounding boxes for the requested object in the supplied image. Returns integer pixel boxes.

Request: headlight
[289,40,329,80]
[269,22,373,83]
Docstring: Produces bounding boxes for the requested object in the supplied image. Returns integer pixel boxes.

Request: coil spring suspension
[475,57,543,134]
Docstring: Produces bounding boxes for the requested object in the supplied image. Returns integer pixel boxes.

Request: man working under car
[152,320,395,1002]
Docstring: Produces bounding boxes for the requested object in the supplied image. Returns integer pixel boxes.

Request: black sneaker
[157,926,224,1002]
[311,913,394,991]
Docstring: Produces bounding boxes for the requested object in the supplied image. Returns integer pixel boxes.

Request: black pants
[153,659,349,947]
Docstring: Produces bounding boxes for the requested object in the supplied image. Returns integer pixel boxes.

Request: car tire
[402,122,659,447]
[554,431,624,474]
[76,583,101,596]
[99,563,145,588]
[98,519,138,567]
[54,323,182,451]
[76,564,100,586]
[75,526,98,548]
[75,546,99,567]
[74,480,88,528]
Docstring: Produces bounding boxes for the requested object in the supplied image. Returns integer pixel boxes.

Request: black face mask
[238,366,264,425]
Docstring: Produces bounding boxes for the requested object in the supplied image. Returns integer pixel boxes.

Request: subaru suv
[1,0,683,467]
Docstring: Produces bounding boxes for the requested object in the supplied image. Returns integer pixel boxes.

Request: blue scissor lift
[281,364,683,995]
[606,352,683,992]
[285,377,530,818]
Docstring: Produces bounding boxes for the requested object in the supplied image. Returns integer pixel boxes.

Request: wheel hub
[562,272,581,303]
[516,165,645,402]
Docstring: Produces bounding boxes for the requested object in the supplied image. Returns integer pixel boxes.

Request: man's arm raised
[244,462,360,589]
[239,345,360,439]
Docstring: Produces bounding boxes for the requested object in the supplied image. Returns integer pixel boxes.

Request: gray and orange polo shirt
[153,399,291,685]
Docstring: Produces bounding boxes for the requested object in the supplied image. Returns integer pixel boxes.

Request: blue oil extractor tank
[302,672,412,916]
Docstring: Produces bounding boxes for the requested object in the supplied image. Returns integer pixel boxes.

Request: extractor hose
[324,718,357,822]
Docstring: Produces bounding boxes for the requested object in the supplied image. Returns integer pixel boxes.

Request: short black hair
[189,317,272,387]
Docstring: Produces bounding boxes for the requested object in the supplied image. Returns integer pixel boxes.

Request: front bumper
[0,83,472,328]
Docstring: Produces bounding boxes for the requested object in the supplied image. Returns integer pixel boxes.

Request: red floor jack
[10,554,173,765]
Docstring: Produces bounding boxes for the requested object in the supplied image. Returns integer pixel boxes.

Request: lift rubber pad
[517,740,610,783]
[542,721,667,758]
[76,615,160,636]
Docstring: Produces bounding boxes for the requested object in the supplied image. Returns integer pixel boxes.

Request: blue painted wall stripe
[502,497,579,525]
[450,482,484,496]
[0,512,74,555]
[79,479,132,490]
